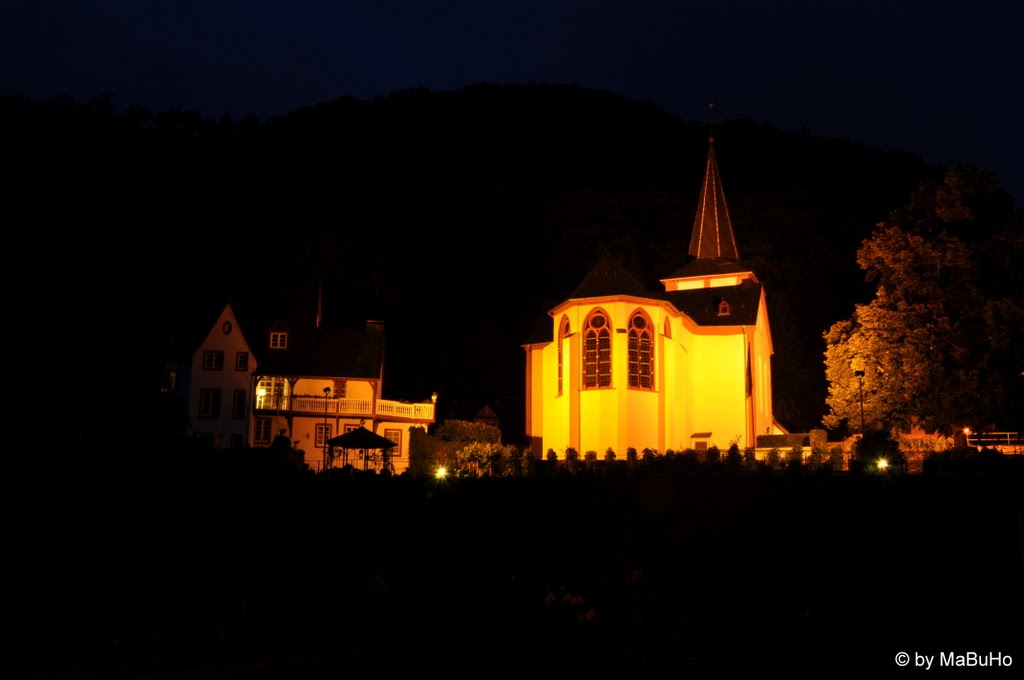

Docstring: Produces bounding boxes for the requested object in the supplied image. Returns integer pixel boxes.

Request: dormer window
[270,331,288,349]
[717,300,731,316]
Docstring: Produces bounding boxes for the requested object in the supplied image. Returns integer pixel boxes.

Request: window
[235,352,249,371]
[628,311,653,389]
[582,311,611,388]
[385,428,402,456]
[232,390,247,420]
[717,300,731,316]
[270,332,288,349]
[557,316,570,395]
[199,389,221,418]
[345,424,361,434]
[256,377,289,410]
[203,350,224,371]
[315,424,332,448]
[254,417,272,445]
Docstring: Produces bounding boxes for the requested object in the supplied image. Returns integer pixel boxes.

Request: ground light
[435,466,448,479]
[877,457,889,471]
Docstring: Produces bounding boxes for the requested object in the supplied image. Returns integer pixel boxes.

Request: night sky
[3,0,1022,204]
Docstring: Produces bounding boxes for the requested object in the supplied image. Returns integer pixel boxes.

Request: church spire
[688,137,739,261]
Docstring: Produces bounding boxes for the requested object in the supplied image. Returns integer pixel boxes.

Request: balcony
[255,395,435,422]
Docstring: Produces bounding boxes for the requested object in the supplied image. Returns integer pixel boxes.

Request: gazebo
[325,426,397,473]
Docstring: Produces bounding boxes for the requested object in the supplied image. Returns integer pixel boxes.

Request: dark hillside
[3,83,944,444]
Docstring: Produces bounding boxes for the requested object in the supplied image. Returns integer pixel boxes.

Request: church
[523,138,784,458]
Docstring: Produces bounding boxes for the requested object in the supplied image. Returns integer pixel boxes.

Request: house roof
[200,282,385,380]
[255,326,383,379]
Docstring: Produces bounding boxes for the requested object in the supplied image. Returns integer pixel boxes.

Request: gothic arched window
[583,311,611,388]
[628,311,653,389]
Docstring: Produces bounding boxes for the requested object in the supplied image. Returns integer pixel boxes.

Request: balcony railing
[256,395,435,422]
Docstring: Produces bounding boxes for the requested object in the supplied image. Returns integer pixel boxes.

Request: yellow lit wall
[526,288,774,458]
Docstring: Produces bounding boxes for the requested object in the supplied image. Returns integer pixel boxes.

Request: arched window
[628,311,653,389]
[583,311,611,388]
[663,316,671,339]
[717,300,731,316]
[557,316,570,395]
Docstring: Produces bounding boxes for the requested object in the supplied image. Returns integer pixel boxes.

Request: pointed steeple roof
[688,137,739,261]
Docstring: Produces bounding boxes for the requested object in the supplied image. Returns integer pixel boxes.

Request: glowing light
[877,458,889,471]
[434,466,448,479]
[963,427,971,435]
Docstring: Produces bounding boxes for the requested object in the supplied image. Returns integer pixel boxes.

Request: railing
[291,396,374,415]
[966,432,1023,455]
[255,395,435,421]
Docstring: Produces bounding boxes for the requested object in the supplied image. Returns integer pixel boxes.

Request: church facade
[524,139,783,458]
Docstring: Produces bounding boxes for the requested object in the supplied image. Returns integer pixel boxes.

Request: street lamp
[323,386,332,469]
[853,370,865,435]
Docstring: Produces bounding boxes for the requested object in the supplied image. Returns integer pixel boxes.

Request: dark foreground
[4,462,1023,678]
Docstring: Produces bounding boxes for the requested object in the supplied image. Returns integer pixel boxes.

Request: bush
[827,446,845,471]
[626,447,638,464]
[584,450,598,463]
[743,446,757,469]
[807,446,825,471]
[922,446,1006,475]
[604,447,616,463]
[641,447,657,463]
[786,445,803,473]
[679,449,700,470]
[853,430,906,471]
[726,443,743,468]
[766,447,782,470]
[705,445,721,465]
[435,419,502,444]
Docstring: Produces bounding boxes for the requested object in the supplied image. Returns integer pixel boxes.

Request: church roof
[662,280,762,326]
[567,251,650,299]
[666,256,754,280]
[665,137,753,280]
[543,137,762,329]
[688,138,739,261]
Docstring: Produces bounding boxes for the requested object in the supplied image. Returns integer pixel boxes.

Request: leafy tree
[823,166,1023,435]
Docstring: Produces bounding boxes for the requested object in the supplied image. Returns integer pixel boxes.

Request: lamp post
[853,370,865,435]
[323,386,331,470]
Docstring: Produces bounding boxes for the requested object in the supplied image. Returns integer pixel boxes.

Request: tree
[823,165,1023,435]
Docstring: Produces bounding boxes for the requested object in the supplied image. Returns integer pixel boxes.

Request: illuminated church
[524,138,783,458]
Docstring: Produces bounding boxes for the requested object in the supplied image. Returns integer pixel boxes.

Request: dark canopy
[326,427,397,450]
